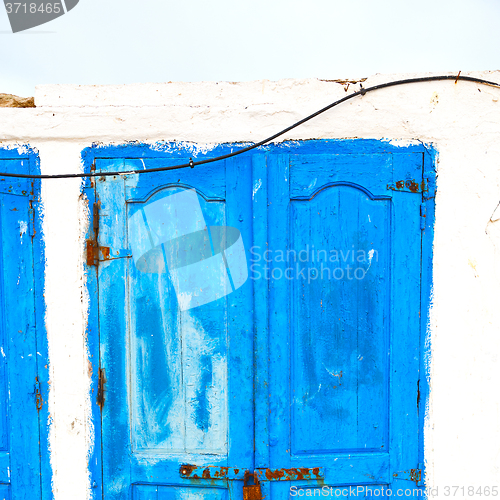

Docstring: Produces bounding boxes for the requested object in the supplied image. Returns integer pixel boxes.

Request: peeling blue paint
[194,355,213,432]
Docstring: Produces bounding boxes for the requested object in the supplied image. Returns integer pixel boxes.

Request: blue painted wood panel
[95,156,254,499]
[87,141,434,499]
[0,154,48,500]
[290,185,390,454]
[266,150,425,497]
[128,191,228,453]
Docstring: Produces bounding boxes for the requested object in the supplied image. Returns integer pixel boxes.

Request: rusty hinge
[86,201,131,265]
[34,377,43,411]
[86,202,100,267]
[96,367,106,410]
[86,240,99,267]
[180,465,324,481]
[393,467,423,486]
[387,179,427,194]
[86,242,131,265]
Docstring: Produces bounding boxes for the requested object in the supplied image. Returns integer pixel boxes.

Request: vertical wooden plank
[267,154,291,469]
[100,253,130,497]
[0,200,8,456]
[97,161,132,500]
[225,156,254,473]
[389,182,421,488]
[252,154,269,470]
[30,153,52,500]
[83,179,103,500]
[419,147,436,484]
[1,190,41,500]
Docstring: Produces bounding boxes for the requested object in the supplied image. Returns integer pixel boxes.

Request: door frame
[82,139,436,499]
[0,147,51,500]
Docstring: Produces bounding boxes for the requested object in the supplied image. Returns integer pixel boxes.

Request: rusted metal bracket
[392,467,423,486]
[180,465,324,481]
[99,246,132,261]
[257,468,324,481]
[86,239,99,267]
[87,202,100,267]
[387,179,427,194]
[86,201,131,266]
[87,241,132,265]
[180,465,244,480]
[86,200,131,265]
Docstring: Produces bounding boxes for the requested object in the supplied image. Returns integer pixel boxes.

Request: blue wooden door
[95,156,254,500]
[93,142,429,499]
[261,150,425,498]
[0,162,42,500]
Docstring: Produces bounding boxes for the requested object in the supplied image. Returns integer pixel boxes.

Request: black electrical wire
[1,74,499,179]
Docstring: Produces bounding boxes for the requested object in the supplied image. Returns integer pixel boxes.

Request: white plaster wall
[1,71,500,499]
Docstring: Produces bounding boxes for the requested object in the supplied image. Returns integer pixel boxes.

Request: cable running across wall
[1,74,500,179]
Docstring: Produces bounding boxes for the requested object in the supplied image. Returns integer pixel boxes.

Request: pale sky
[0,0,499,97]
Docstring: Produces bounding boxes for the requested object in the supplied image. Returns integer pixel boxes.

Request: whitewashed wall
[1,71,499,499]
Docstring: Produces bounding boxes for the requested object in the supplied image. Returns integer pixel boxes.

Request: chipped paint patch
[386,138,422,148]
[252,178,262,199]
[18,220,27,242]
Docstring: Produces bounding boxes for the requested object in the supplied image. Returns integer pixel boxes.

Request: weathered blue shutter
[0,159,43,500]
[94,156,254,500]
[91,141,431,499]
[262,149,425,497]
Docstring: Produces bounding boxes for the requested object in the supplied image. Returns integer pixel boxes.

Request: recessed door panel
[128,190,229,454]
[290,185,390,455]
